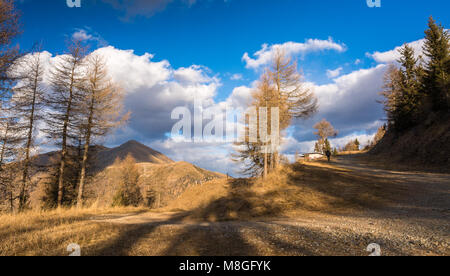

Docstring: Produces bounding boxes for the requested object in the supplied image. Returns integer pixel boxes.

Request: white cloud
[33,46,220,147]
[149,139,237,175]
[27,37,406,176]
[292,64,387,144]
[72,29,93,41]
[326,67,343,79]
[173,65,215,84]
[367,39,425,64]
[225,85,253,110]
[242,38,346,69]
[71,28,108,47]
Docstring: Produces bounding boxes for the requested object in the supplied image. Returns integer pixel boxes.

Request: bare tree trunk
[76,54,126,208]
[0,121,9,166]
[57,67,76,208]
[19,70,38,210]
[9,190,13,213]
[77,97,94,208]
[57,142,67,207]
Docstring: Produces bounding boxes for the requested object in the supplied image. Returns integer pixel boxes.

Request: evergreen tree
[314,142,321,153]
[422,17,450,110]
[323,138,331,153]
[381,44,424,132]
[396,44,424,128]
[354,139,360,151]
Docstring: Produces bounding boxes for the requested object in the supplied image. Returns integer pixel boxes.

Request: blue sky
[14,0,450,174]
[18,0,449,83]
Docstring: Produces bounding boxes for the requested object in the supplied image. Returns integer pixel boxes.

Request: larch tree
[0,114,22,212]
[269,50,317,167]
[45,40,87,208]
[76,54,128,208]
[251,71,280,178]
[112,155,142,207]
[233,71,280,178]
[10,51,46,210]
[313,119,338,154]
[233,51,317,177]
[0,0,21,105]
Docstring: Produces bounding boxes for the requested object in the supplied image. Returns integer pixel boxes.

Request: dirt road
[90,156,450,256]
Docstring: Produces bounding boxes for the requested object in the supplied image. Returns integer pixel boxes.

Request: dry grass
[0,206,148,256]
[1,157,447,256]
[163,160,402,222]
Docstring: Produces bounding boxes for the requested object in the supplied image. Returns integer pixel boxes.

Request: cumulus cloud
[242,38,346,69]
[367,38,425,64]
[32,46,221,148]
[292,64,387,145]
[225,85,253,109]
[72,29,93,41]
[149,139,237,175]
[28,36,402,175]
[173,65,215,84]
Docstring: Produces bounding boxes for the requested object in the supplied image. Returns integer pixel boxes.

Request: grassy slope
[163,160,404,222]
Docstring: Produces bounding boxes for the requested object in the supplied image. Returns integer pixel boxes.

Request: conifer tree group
[381,17,449,132]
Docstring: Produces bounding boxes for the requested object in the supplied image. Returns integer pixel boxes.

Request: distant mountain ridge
[26,140,225,209]
[94,140,174,170]
[32,140,174,171]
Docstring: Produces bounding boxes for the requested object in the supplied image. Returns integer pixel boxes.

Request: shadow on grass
[86,158,449,256]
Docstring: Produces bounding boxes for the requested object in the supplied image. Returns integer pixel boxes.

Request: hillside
[369,112,450,172]
[25,141,224,209]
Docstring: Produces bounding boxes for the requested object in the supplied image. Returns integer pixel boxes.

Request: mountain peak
[122,139,141,145]
[94,140,174,170]
[119,140,146,148]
